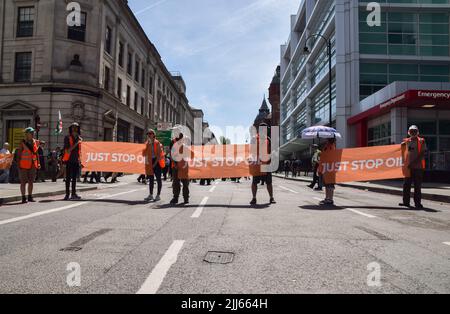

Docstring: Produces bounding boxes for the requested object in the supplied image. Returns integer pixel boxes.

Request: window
[68,12,87,42]
[104,66,110,91]
[368,122,392,147]
[105,26,112,55]
[141,97,144,115]
[359,10,449,57]
[118,42,124,67]
[127,52,132,75]
[134,92,138,111]
[141,69,145,88]
[360,63,450,100]
[117,77,122,100]
[15,52,32,82]
[135,61,140,82]
[126,85,131,106]
[17,7,34,37]
[149,76,154,94]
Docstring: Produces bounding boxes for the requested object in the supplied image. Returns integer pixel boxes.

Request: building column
[391,107,408,144]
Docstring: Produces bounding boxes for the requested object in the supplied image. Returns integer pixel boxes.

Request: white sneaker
[154,195,161,202]
[144,195,154,202]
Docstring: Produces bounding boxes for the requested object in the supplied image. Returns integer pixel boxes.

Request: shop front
[348,89,450,175]
[0,101,37,151]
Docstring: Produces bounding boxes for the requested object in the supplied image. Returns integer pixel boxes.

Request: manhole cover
[203,251,234,264]
[59,246,82,252]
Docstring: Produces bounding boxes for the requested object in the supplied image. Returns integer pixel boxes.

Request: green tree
[219,136,231,145]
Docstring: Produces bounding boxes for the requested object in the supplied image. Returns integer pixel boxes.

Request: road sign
[155,130,172,147]
[157,122,173,131]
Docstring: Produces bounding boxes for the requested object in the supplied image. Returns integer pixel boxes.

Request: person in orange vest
[400,125,427,209]
[319,138,336,206]
[250,123,276,206]
[144,129,165,202]
[63,122,83,200]
[169,126,190,205]
[17,127,41,203]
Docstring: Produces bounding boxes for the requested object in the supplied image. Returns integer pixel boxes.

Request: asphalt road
[0,175,449,294]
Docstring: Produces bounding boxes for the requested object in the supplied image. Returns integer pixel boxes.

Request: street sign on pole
[157,122,173,131]
[155,130,172,147]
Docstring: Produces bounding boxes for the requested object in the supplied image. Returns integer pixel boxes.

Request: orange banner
[319,144,408,184]
[0,154,13,170]
[82,142,147,174]
[81,142,263,178]
[179,144,262,179]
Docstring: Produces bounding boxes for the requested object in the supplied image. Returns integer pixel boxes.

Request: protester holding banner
[319,138,336,206]
[250,123,276,206]
[63,123,83,201]
[17,128,41,203]
[170,127,190,205]
[144,129,164,202]
[400,125,427,209]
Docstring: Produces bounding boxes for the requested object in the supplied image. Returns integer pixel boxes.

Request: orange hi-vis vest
[19,140,39,170]
[404,136,426,169]
[153,141,166,169]
[62,136,81,162]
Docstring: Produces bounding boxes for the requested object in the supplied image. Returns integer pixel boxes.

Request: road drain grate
[204,251,234,264]
[59,246,82,252]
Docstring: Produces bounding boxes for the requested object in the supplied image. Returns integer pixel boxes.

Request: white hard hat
[409,125,419,131]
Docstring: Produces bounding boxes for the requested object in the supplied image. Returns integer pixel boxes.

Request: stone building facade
[0,0,203,151]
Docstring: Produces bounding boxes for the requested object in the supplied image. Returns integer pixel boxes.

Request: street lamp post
[304,34,333,127]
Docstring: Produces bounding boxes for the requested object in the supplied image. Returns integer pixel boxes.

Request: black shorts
[252,173,272,185]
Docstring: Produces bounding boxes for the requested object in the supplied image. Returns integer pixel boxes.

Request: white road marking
[137,240,185,294]
[209,186,216,193]
[278,185,299,194]
[215,181,220,185]
[191,197,209,218]
[0,189,144,226]
[346,208,376,218]
[443,242,450,246]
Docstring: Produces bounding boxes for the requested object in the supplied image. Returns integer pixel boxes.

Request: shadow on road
[299,205,439,213]
[155,203,271,209]
[37,199,148,206]
[299,205,345,211]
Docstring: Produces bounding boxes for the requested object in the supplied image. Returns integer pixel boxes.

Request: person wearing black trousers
[62,123,83,200]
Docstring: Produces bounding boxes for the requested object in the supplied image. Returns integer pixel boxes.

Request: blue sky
[128,0,299,142]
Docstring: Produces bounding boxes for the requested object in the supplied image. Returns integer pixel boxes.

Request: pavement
[0,175,449,294]
[274,173,450,204]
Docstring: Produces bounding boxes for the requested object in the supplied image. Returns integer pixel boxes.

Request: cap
[409,125,419,131]
[71,122,80,127]
[24,127,35,134]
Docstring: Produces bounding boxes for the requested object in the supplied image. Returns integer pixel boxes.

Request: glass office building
[280,0,450,170]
